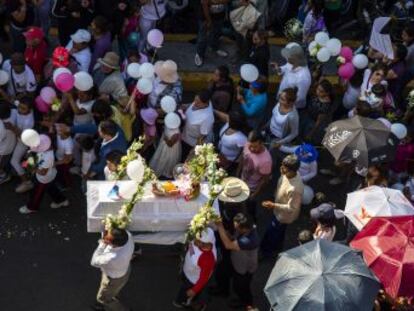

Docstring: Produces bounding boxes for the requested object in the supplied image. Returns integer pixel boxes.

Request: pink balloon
[338,63,355,80]
[55,72,74,92]
[147,29,164,48]
[340,47,353,62]
[35,96,50,114]
[40,87,56,104]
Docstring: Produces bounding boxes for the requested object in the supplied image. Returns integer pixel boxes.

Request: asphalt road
[0,146,349,311]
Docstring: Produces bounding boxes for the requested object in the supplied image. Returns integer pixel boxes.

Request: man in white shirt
[274,44,311,109]
[139,0,167,51]
[66,29,92,72]
[91,228,134,311]
[2,53,37,99]
[181,91,214,160]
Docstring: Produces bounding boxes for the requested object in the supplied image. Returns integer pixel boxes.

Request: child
[280,143,318,183]
[140,107,158,161]
[0,104,17,184]
[10,98,35,193]
[55,125,74,188]
[104,150,126,181]
[150,112,182,178]
[19,134,69,214]
[79,135,95,193]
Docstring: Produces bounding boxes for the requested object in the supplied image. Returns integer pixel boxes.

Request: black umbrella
[322,116,397,167]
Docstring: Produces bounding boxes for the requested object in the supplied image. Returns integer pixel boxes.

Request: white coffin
[87,181,219,234]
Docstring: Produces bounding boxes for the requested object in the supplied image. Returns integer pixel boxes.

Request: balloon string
[151,49,158,64]
[124,88,137,113]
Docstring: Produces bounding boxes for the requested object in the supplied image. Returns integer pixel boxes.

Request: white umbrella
[344,186,414,230]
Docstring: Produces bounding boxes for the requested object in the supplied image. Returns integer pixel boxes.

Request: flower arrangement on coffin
[186,144,227,241]
[103,136,156,230]
[284,18,303,41]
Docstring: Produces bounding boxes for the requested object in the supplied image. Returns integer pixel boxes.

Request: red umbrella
[350,216,414,299]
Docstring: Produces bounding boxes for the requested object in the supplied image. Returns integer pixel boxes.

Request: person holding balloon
[66,29,92,72]
[237,80,268,130]
[9,98,36,193]
[138,0,167,52]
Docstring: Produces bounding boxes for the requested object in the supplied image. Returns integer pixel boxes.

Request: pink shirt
[241,144,272,192]
[390,142,414,173]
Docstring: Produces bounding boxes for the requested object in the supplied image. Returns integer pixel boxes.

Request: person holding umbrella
[261,155,304,257]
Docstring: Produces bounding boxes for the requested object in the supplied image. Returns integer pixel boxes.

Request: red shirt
[25,40,48,75]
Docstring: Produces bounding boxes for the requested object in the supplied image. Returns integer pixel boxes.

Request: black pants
[175,274,208,305]
[233,271,254,306]
[181,141,193,162]
[27,179,66,211]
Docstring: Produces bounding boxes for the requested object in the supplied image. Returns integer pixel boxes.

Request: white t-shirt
[218,124,247,161]
[2,60,37,97]
[73,100,94,125]
[278,64,311,109]
[66,41,92,72]
[81,149,96,175]
[55,136,74,161]
[104,166,118,181]
[182,103,214,147]
[141,0,167,20]
[16,111,34,131]
[36,150,57,184]
[270,104,289,138]
[0,110,17,155]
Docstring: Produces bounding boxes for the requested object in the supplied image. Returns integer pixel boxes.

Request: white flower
[211,184,223,195]
[194,145,203,155]
[336,56,346,64]
[198,157,206,166]
[310,48,318,57]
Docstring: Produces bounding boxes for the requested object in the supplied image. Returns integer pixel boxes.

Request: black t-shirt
[7,1,35,29]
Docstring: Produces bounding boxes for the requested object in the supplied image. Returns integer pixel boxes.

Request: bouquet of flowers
[21,152,42,175]
[284,18,303,41]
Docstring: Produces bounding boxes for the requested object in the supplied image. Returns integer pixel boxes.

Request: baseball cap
[70,29,91,44]
[310,203,344,221]
[23,27,44,40]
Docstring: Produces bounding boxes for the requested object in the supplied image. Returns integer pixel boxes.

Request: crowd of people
[0,0,414,311]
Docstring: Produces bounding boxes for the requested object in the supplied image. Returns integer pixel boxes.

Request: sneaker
[216,49,228,57]
[69,166,81,176]
[320,169,336,176]
[50,200,69,209]
[194,53,203,67]
[15,181,34,193]
[172,301,187,309]
[19,205,36,214]
[0,174,11,185]
[329,177,344,185]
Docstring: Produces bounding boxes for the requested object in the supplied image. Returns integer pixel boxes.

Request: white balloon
[160,96,176,113]
[74,71,94,91]
[391,183,405,191]
[240,64,259,83]
[0,70,9,86]
[164,112,181,129]
[391,123,407,139]
[119,181,139,199]
[315,32,329,46]
[352,54,369,69]
[139,62,155,79]
[136,78,153,95]
[53,67,72,84]
[126,159,145,182]
[302,185,314,205]
[316,47,331,63]
[326,38,342,56]
[127,63,141,79]
[308,41,318,53]
[21,129,40,148]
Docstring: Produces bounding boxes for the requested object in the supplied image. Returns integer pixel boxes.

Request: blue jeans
[260,215,287,257]
[196,19,224,58]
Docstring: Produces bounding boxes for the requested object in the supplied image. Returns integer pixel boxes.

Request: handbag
[230,3,261,37]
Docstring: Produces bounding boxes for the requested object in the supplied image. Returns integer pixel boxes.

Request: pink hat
[140,108,158,125]
[30,134,51,153]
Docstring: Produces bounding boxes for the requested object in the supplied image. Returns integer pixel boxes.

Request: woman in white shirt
[360,63,388,98]
[268,87,300,148]
[215,111,247,171]
[181,90,214,161]
[273,44,311,109]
